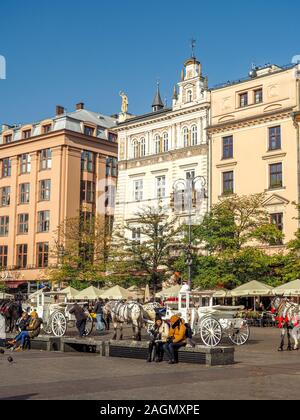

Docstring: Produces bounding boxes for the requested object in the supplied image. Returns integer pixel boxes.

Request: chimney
[56,105,65,116]
[76,102,84,110]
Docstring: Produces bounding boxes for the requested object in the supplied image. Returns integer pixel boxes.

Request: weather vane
[190,38,196,58]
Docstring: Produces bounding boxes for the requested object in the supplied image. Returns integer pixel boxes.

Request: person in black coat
[69,303,87,337]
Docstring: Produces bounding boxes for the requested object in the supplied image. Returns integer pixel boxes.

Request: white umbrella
[75,286,104,300]
[273,279,300,297]
[144,284,151,302]
[60,286,79,299]
[100,285,131,300]
[155,284,182,298]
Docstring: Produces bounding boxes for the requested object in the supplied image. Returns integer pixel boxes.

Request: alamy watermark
[0,55,6,80]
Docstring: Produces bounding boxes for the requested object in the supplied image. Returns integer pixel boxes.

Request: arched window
[140,138,146,157]
[183,127,189,147]
[191,125,198,146]
[187,89,193,103]
[132,139,139,159]
[163,133,169,152]
[155,134,161,154]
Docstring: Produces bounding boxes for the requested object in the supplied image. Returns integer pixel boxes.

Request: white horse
[271,297,300,351]
[103,301,145,341]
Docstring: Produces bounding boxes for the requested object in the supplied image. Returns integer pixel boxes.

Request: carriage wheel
[43,320,53,335]
[200,317,222,348]
[51,311,67,337]
[85,315,94,337]
[229,321,250,346]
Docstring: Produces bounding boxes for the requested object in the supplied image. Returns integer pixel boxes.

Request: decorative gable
[263,194,290,207]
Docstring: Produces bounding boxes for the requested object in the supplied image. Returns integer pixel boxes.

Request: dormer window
[42,124,52,134]
[4,134,12,144]
[84,126,94,136]
[187,90,193,103]
[23,129,31,139]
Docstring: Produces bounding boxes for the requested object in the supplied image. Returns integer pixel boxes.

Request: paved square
[1,328,300,400]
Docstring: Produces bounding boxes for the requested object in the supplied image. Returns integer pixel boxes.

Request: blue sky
[0,0,299,125]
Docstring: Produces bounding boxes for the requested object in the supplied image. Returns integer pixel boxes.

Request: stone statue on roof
[119,91,128,114]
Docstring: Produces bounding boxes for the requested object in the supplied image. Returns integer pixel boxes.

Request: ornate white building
[113,56,210,237]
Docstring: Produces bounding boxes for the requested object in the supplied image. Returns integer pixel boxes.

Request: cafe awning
[273,279,300,296]
[231,280,273,297]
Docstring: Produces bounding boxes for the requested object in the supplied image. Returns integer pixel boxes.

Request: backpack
[185,323,193,339]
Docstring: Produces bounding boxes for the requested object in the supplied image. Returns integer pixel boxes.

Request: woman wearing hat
[147,316,169,363]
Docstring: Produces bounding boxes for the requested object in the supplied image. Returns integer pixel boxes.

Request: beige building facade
[0,104,117,290]
[113,57,210,237]
[208,63,300,246]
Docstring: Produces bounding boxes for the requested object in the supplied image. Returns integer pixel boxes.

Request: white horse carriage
[30,291,94,337]
[164,287,250,347]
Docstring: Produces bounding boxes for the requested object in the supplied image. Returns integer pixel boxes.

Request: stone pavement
[1,328,300,400]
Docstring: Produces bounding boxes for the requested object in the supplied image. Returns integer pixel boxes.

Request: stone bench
[60,337,104,354]
[5,334,60,352]
[104,340,235,366]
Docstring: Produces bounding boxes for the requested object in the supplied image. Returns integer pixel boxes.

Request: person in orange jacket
[163,315,187,364]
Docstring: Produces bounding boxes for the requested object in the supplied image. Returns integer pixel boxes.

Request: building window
[269,126,281,151]
[105,185,116,209]
[39,180,51,201]
[106,157,118,177]
[186,170,195,180]
[0,216,9,237]
[132,227,141,243]
[269,163,283,189]
[20,154,31,174]
[42,124,52,134]
[40,149,52,170]
[84,126,94,136]
[239,92,248,107]
[271,213,283,231]
[1,187,10,207]
[254,89,263,104]
[4,134,12,144]
[163,133,169,152]
[37,210,50,233]
[0,246,8,269]
[108,132,117,142]
[16,244,28,269]
[18,214,29,235]
[2,158,11,178]
[133,140,139,159]
[222,136,233,159]
[20,183,30,204]
[80,181,95,203]
[81,151,94,172]
[155,135,161,154]
[187,90,193,102]
[191,125,198,146]
[222,171,234,195]
[37,242,49,268]
[140,138,146,157]
[134,180,143,202]
[156,176,166,199]
[23,129,31,139]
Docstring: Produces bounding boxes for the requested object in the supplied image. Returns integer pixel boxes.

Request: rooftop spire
[152,80,164,112]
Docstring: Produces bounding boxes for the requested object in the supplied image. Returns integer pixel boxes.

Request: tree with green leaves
[109,206,181,295]
[48,214,111,286]
[194,193,284,253]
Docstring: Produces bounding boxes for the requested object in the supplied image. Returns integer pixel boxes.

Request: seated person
[147,316,169,363]
[163,315,187,364]
[8,311,42,351]
[16,311,31,332]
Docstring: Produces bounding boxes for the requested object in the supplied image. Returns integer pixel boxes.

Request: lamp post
[172,176,207,290]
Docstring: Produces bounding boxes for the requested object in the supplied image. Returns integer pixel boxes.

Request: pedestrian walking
[69,302,87,337]
[93,298,105,333]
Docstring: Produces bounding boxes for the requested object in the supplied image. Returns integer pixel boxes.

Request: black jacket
[93,302,103,315]
[69,304,86,321]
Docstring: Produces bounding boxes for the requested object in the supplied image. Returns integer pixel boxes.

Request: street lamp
[172,176,207,290]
